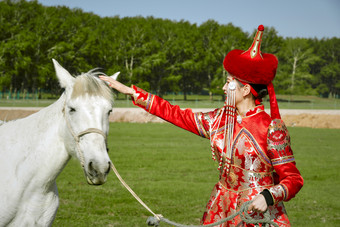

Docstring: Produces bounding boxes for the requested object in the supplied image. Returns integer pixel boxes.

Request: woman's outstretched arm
[100,75,212,138]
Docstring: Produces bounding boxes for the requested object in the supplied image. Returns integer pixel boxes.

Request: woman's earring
[228,81,236,91]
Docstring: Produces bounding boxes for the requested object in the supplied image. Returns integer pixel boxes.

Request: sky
[34,0,340,39]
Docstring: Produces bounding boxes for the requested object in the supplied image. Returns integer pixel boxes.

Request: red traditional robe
[131,85,304,227]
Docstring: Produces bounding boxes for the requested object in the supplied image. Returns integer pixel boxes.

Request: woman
[100,25,303,226]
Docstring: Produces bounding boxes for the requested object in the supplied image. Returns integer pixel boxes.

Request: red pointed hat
[223,25,281,119]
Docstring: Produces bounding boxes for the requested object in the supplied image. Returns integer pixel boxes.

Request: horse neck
[30,94,71,183]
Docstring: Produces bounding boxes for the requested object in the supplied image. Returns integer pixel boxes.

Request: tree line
[0,0,339,99]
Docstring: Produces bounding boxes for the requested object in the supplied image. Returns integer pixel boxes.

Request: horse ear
[52,59,75,89]
[110,72,120,81]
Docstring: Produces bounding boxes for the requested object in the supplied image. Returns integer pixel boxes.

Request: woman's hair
[249,83,268,99]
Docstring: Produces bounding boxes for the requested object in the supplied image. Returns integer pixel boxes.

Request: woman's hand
[99,75,134,95]
[248,194,268,213]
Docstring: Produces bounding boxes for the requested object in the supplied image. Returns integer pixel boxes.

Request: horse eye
[69,107,76,113]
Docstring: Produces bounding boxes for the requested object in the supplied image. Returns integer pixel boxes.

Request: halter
[62,102,108,168]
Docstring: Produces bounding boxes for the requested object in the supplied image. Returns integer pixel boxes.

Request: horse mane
[71,70,114,104]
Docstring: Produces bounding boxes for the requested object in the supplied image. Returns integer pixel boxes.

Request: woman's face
[222,76,235,93]
[222,76,245,105]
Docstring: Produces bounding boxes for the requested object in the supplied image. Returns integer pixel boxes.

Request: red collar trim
[244,105,264,117]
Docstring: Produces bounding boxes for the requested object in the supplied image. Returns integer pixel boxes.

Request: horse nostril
[88,161,98,177]
[105,162,111,174]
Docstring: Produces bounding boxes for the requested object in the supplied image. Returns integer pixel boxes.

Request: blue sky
[35,0,340,39]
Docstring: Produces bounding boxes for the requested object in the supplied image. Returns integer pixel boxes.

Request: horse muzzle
[86,175,106,185]
[84,160,111,185]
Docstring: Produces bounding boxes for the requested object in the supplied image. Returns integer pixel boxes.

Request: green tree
[1,0,339,100]
[313,38,340,97]
[209,23,249,100]
[279,38,320,95]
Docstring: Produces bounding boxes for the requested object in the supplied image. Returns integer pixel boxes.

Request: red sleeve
[131,85,211,138]
[266,119,304,204]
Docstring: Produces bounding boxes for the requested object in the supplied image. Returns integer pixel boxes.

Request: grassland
[53,123,340,227]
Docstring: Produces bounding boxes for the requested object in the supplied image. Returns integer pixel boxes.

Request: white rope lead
[110,162,162,220]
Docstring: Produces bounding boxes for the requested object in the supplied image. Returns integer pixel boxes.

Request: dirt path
[1,107,339,129]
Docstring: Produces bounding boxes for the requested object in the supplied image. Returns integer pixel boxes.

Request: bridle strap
[76,128,107,143]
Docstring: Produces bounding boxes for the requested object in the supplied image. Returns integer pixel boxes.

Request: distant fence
[0,91,39,100]
[0,90,60,100]
[0,91,339,110]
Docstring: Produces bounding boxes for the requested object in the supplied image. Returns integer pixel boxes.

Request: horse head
[52,59,118,185]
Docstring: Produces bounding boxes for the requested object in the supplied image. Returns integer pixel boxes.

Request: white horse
[0,59,118,226]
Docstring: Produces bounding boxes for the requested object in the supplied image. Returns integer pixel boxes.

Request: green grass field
[53,123,340,227]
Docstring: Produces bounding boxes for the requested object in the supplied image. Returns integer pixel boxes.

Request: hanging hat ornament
[209,79,237,174]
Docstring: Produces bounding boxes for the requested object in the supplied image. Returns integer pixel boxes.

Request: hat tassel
[267,82,281,119]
